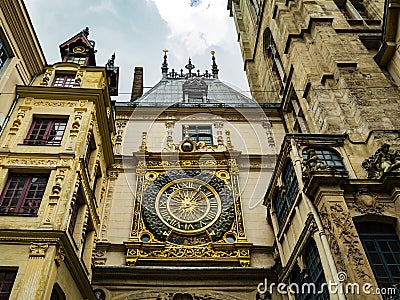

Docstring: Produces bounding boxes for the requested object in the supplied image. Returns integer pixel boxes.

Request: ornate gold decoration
[73,46,85,54]
[155,178,221,233]
[139,132,148,152]
[29,243,49,257]
[126,242,251,267]
[145,171,158,181]
[225,130,233,150]
[127,156,250,266]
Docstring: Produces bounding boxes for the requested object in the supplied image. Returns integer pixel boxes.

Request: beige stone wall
[0,0,45,126]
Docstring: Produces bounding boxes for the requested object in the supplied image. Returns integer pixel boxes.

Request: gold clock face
[155,178,221,233]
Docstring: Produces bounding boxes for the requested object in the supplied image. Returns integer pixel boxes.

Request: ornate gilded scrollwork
[126,157,251,267]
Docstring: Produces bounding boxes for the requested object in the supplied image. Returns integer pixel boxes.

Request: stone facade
[230,0,400,299]
[0,0,399,299]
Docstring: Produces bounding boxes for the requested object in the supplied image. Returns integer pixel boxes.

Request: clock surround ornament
[125,149,251,267]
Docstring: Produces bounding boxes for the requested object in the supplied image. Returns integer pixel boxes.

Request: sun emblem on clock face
[141,170,235,244]
[156,178,221,233]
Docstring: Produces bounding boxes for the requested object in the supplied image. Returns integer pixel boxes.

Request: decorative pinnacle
[185,58,195,75]
[161,49,169,77]
[211,50,219,79]
[184,125,190,139]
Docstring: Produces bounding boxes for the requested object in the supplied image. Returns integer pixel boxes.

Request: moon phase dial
[141,170,235,244]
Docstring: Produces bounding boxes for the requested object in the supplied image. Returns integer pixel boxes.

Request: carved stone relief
[29,243,49,257]
[351,185,384,214]
[320,203,377,287]
[362,143,400,178]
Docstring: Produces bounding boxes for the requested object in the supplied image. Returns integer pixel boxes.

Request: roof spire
[211,50,219,79]
[185,57,195,77]
[161,49,169,78]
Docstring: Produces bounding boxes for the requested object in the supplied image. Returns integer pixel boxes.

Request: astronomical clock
[124,130,252,267]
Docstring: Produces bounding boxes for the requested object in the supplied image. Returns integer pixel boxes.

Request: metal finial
[185,58,195,75]
[211,50,219,79]
[161,49,169,77]
[184,125,190,139]
[83,27,89,36]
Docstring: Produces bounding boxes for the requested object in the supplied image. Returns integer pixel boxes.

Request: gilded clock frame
[124,152,252,267]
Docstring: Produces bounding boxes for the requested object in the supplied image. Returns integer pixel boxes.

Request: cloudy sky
[25,0,250,101]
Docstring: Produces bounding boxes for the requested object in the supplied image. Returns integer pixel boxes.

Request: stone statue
[302,148,333,179]
[362,143,400,178]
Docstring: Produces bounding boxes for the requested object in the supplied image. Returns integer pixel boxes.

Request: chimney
[131,67,143,101]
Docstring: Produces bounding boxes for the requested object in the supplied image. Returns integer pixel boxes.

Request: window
[24,118,67,146]
[357,222,400,295]
[68,188,84,237]
[183,125,213,145]
[0,174,48,215]
[50,284,65,300]
[0,37,9,71]
[335,0,371,20]
[52,74,75,88]
[291,240,329,300]
[263,28,285,97]
[0,269,17,299]
[302,148,346,171]
[85,137,96,167]
[274,161,299,227]
[67,56,86,65]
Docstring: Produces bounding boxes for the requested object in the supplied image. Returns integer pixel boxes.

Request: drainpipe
[0,74,38,136]
[374,0,391,65]
[290,138,346,300]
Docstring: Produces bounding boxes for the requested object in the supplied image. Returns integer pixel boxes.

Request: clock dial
[156,178,221,233]
[141,170,235,244]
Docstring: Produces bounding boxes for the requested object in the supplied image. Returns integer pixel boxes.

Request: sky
[24,0,250,101]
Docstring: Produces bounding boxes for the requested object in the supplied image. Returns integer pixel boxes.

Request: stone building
[0,18,117,299]
[91,51,282,299]
[228,0,400,299]
[0,0,399,299]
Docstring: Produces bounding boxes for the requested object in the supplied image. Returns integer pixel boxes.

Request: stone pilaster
[16,243,57,300]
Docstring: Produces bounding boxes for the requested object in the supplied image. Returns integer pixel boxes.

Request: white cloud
[147,0,235,60]
[88,0,118,15]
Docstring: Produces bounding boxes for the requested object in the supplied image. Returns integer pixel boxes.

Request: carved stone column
[66,108,86,151]
[315,188,380,300]
[99,168,119,241]
[16,243,57,300]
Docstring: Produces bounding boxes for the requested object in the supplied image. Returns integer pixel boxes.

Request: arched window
[356,222,400,292]
[290,239,329,299]
[302,147,346,171]
[50,283,65,300]
[274,161,299,227]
